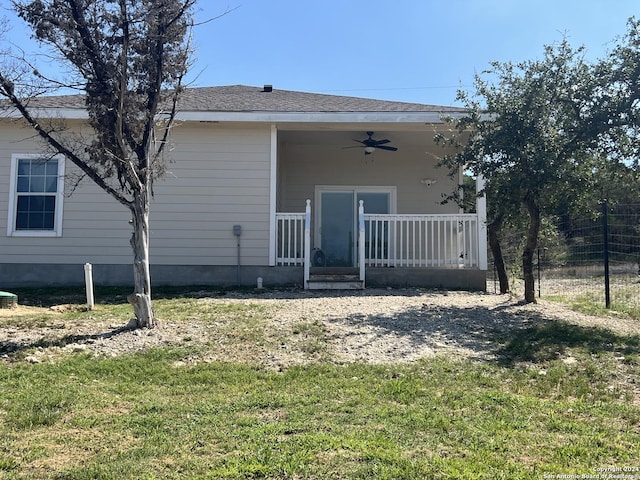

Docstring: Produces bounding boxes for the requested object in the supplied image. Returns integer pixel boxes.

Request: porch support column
[476,174,488,270]
[358,200,365,286]
[268,124,278,266]
[304,200,311,289]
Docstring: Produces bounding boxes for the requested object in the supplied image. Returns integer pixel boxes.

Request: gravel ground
[1,288,638,367]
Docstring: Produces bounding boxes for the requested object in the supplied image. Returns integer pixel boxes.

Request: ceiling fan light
[364,146,375,154]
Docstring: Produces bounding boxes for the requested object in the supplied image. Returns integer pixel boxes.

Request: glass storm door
[320,192,354,267]
[319,190,391,267]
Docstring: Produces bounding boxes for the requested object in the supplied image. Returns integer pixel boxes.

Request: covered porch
[274,191,487,290]
[268,126,487,290]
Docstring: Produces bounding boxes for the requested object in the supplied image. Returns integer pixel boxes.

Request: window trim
[7,153,65,237]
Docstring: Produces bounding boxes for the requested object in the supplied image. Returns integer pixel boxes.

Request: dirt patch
[0,305,47,317]
[1,289,638,367]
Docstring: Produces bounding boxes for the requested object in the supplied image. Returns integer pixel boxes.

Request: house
[0,85,487,290]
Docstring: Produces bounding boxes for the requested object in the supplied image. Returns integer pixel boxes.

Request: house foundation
[1,263,485,291]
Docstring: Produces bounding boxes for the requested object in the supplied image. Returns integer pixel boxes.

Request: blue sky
[2,1,638,106]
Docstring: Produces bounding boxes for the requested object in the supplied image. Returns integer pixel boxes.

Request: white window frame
[7,153,66,237]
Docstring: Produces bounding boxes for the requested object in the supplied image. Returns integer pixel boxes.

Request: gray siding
[151,124,272,265]
[278,141,460,214]
[0,121,273,268]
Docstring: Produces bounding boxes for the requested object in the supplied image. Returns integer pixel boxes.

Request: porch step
[307,268,364,290]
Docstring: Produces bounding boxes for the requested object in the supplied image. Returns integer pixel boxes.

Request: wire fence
[487,203,640,316]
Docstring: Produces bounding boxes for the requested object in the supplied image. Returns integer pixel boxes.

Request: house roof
[3,85,465,123]
[178,85,463,114]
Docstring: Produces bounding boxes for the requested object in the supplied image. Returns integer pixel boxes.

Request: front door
[320,191,354,267]
[318,188,393,267]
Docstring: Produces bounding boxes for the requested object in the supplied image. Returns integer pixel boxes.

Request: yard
[1,286,639,479]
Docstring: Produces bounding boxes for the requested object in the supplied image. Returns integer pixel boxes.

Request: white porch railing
[275,211,306,266]
[363,214,479,268]
[275,201,483,289]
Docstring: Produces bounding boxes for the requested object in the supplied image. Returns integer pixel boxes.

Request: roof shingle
[9,85,463,114]
[178,85,462,113]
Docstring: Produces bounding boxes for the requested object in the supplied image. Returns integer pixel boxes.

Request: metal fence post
[603,202,611,309]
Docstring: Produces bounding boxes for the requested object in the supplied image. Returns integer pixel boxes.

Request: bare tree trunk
[488,215,509,294]
[127,195,155,328]
[522,193,540,303]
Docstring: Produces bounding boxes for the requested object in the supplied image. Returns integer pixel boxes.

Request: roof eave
[1,108,466,124]
[172,110,464,123]
[1,107,88,120]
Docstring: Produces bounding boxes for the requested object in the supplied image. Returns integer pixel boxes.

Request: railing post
[304,199,311,289]
[476,174,488,270]
[358,200,365,286]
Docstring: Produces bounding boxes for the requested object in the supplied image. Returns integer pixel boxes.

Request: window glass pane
[30,176,45,193]
[45,160,58,175]
[44,196,56,211]
[43,211,55,229]
[45,176,58,193]
[16,195,29,213]
[357,192,389,214]
[16,212,28,229]
[28,212,45,229]
[30,196,45,212]
[17,176,29,192]
[17,159,30,175]
[30,161,46,176]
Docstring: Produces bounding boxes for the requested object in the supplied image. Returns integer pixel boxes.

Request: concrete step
[309,267,359,275]
[307,280,364,290]
[307,271,364,290]
[308,274,361,282]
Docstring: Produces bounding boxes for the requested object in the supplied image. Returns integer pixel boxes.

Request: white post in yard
[304,199,311,289]
[84,263,95,311]
[358,200,365,286]
[476,174,488,270]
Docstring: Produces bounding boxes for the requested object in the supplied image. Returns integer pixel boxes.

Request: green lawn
[1,287,639,479]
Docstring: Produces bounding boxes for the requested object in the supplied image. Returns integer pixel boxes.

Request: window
[8,154,65,237]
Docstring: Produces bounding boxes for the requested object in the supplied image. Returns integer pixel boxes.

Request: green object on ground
[0,291,17,308]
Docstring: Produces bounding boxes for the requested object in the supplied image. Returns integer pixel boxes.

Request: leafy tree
[438,38,629,303]
[0,0,196,327]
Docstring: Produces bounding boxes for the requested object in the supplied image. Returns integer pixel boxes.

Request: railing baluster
[432,218,437,267]
[289,219,292,264]
[400,218,405,267]
[280,218,285,264]
[370,219,375,265]
[419,218,423,267]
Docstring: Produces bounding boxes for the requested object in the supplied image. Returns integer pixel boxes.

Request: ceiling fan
[346,131,398,155]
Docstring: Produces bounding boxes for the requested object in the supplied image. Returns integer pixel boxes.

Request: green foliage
[441,38,618,220]
[437,20,640,300]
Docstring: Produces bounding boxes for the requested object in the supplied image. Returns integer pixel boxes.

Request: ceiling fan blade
[375,145,398,152]
[371,138,391,145]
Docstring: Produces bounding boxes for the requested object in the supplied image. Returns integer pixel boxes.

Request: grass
[546,289,640,320]
[1,287,639,479]
[542,276,640,320]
